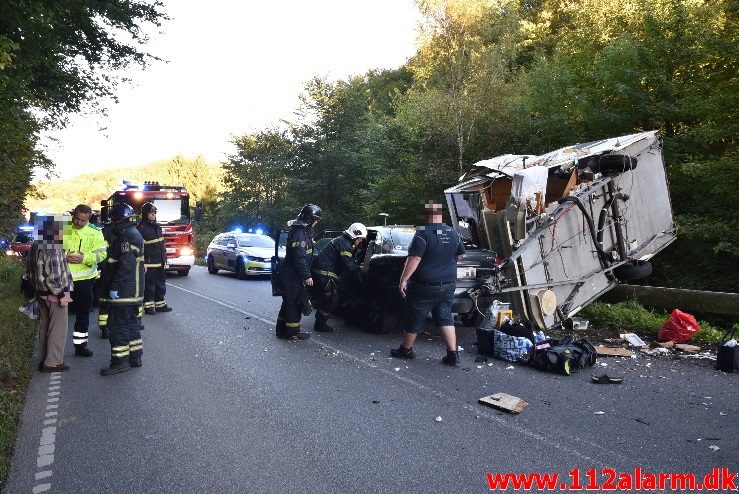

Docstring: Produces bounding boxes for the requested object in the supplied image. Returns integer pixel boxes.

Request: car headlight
[180,247,194,256]
[5,249,13,256]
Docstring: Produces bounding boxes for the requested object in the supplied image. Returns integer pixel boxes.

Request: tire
[614,259,652,281]
[362,295,396,334]
[235,258,247,280]
[458,310,484,328]
[177,268,190,277]
[207,256,218,274]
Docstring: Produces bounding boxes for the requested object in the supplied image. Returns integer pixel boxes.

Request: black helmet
[297,204,322,224]
[111,203,135,223]
[141,202,157,216]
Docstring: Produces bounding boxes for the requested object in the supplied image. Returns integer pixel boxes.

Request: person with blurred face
[28,214,74,372]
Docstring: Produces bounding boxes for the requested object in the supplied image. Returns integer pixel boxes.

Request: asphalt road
[3,266,737,493]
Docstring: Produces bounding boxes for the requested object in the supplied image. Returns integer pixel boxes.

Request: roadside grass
[581,300,734,345]
[0,257,36,484]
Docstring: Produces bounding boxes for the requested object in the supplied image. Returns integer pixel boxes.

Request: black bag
[21,274,36,299]
[531,336,597,375]
[716,329,739,373]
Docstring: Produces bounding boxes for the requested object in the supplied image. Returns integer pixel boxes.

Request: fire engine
[101,181,196,276]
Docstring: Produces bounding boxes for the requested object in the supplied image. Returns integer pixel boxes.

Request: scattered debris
[658,341,675,349]
[505,365,515,370]
[372,400,380,404]
[635,417,650,425]
[435,416,443,422]
[591,374,623,384]
[474,356,488,363]
[620,333,647,347]
[720,412,728,416]
[709,445,720,451]
[479,393,528,414]
[394,367,400,372]
[594,411,605,415]
[682,351,717,360]
[675,343,701,353]
[571,317,589,330]
[596,346,635,357]
[642,347,670,356]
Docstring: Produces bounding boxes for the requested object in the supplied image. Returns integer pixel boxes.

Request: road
[3,266,737,493]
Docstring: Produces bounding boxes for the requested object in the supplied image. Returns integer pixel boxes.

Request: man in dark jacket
[276,204,322,341]
[137,202,171,314]
[310,222,367,332]
[100,202,145,375]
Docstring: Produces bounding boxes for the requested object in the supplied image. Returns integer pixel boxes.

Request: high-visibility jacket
[63,223,108,281]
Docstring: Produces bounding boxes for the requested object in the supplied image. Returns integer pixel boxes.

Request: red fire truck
[101,181,196,276]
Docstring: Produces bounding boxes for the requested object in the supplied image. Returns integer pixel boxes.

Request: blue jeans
[403,282,455,333]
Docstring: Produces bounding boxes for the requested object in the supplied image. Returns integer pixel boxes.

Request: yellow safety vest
[63,223,108,281]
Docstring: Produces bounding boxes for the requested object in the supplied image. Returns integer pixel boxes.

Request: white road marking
[33,375,61,492]
[167,280,649,468]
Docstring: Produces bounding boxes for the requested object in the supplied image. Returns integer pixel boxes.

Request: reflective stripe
[107,258,119,263]
[154,301,166,307]
[98,314,108,321]
[313,269,338,280]
[286,322,300,328]
[144,237,164,245]
[71,264,98,280]
[137,306,143,317]
[306,249,313,254]
[93,247,107,263]
[131,244,141,253]
[72,330,88,345]
[145,263,163,268]
[112,345,129,357]
[144,301,155,308]
[73,331,88,338]
[129,339,143,351]
[340,251,352,257]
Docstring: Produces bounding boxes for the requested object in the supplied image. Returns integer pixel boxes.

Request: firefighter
[310,222,368,332]
[276,204,322,340]
[63,204,108,357]
[137,202,172,315]
[100,202,145,375]
[98,219,144,337]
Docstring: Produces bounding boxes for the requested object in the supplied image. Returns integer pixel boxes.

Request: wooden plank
[604,285,739,317]
[595,346,635,357]
[675,343,701,353]
[479,393,528,414]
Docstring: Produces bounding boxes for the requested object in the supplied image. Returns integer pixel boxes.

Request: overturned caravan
[445,130,677,331]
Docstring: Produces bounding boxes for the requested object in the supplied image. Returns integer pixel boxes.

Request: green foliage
[581,301,730,345]
[0,257,36,484]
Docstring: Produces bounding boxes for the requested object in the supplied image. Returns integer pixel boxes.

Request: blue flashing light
[18,225,34,232]
[247,228,253,233]
[255,228,264,236]
[232,227,242,234]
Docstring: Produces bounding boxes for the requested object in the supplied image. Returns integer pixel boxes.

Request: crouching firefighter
[310,222,367,332]
[276,204,322,341]
[99,202,145,375]
[138,202,172,314]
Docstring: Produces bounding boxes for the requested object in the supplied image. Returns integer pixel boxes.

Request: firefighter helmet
[297,204,322,224]
[344,222,368,240]
[110,203,135,223]
[141,202,157,216]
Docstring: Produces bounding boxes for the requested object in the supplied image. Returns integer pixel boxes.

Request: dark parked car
[271,225,498,332]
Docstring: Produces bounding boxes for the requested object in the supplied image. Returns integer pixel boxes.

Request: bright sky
[41,0,420,180]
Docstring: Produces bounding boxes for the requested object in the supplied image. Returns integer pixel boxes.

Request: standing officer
[64,204,107,357]
[137,202,172,315]
[310,222,367,332]
[390,202,465,366]
[100,202,145,375]
[276,204,322,341]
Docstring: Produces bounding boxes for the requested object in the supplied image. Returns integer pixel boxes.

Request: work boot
[100,328,110,338]
[130,357,142,368]
[74,344,93,357]
[281,330,310,341]
[144,307,156,315]
[100,359,131,376]
[155,305,173,313]
[441,350,460,367]
[390,345,416,359]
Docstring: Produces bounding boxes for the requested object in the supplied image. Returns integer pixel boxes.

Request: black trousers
[71,278,93,346]
[277,284,309,336]
[108,305,142,363]
[310,274,338,329]
[144,267,167,310]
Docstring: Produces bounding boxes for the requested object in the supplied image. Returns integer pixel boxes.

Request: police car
[206,232,275,279]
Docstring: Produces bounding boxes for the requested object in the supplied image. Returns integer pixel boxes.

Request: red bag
[658,309,701,343]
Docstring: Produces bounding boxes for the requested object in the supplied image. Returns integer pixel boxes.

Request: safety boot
[441,350,460,366]
[130,357,142,368]
[314,323,335,333]
[100,327,110,338]
[74,344,93,357]
[155,305,173,313]
[390,345,416,359]
[100,359,131,376]
[144,308,156,315]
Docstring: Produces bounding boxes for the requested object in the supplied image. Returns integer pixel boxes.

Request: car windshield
[237,235,274,248]
[152,199,188,224]
[390,228,416,252]
[13,233,32,243]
